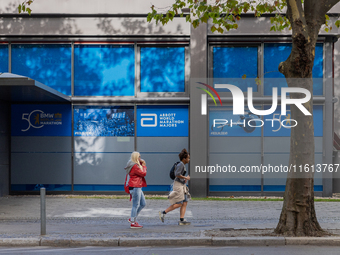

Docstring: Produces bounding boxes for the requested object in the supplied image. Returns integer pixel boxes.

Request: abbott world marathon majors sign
[11,104,72,136]
[137,106,188,137]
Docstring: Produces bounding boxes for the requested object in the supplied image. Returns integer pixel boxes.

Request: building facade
[0,0,339,197]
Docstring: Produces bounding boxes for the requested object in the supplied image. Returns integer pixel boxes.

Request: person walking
[159,148,191,225]
[124,151,147,229]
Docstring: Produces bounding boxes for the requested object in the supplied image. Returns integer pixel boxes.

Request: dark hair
[179,148,190,161]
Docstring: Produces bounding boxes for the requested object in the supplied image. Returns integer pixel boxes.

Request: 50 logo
[21,110,44,132]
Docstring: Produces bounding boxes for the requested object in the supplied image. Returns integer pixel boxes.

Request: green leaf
[193,19,199,28]
[211,26,217,33]
[27,7,31,15]
[22,5,25,12]
[18,4,22,13]
[255,77,261,85]
[335,20,340,28]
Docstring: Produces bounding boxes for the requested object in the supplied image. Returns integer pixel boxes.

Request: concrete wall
[0,100,9,196]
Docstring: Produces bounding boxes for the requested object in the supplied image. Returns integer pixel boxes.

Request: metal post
[40,187,46,235]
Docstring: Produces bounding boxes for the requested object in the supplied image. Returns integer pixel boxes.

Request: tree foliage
[18,0,33,15]
[147,0,340,33]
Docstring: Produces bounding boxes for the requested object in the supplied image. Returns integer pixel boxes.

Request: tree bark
[274,0,330,236]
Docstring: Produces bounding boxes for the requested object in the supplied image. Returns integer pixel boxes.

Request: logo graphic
[198,82,312,133]
[197,82,222,115]
[21,110,63,132]
[198,83,311,117]
[140,113,157,127]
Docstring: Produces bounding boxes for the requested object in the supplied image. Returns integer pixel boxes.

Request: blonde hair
[130,151,142,169]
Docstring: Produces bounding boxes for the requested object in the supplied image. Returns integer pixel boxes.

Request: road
[0,246,339,255]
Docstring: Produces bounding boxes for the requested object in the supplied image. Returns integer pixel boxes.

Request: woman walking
[159,148,191,225]
[124,151,147,229]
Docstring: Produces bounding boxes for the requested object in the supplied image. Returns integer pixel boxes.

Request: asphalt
[1,195,340,247]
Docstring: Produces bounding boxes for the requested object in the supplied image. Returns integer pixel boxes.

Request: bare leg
[180,202,187,218]
[164,203,182,213]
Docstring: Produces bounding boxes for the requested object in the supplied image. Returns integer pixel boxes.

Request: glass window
[264,43,323,95]
[11,44,71,95]
[0,44,8,72]
[140,47,185,92]
[74,45,135,96]
[213,46,258,92]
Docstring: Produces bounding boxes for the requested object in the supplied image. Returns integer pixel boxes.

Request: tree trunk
[274,14,326,236]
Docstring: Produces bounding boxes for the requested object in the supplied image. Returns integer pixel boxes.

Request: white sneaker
[178,219,191,225]
[159,211,165,223]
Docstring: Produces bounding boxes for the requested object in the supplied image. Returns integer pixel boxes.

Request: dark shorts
[175,194,188,204]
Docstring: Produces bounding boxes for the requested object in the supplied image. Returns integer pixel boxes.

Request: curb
[1,237,340,247]
[286,237,340,246]
[212,237,285,246]
[40,238,119,247]
[0,238,40,247]
[119,237,212,246]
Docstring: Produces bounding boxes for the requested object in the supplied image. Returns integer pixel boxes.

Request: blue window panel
[209,185,261,192]
[11,44,71,95]
[0,44,8,72]
[73,185,171,191]
[213,47,258,92]
[263,185,323,192]
[264,43,323,95]
[140,47,185,92]
[74,45,135,96]
[11,184,71,191]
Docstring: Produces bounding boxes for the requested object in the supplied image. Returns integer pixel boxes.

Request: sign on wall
[74,106,134,137]
[11,104,72,136]
[137,106,188,137]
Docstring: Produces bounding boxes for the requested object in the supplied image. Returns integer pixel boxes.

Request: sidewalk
[0,196,340,247]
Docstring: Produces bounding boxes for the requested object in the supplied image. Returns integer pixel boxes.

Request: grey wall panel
[264,137,290,153]
[0,0,184,15]
[208,153,261,185]
[264,137,323,153]
[210,137,261,153]
[0,137,9,165]
[315,137,323,153]
[0,18,189,36]
[263,154,289,185]
[0,103,9,134]
[0,101,9,196]
[137,137,188,153]
[263,153,323,185]
[0,165,9,196]
[74,153,129,185]
[137,153,180,185]
[12,137,71,153]
[11,153,71,184]
[315,153,323,186]
[75,137,134,153]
